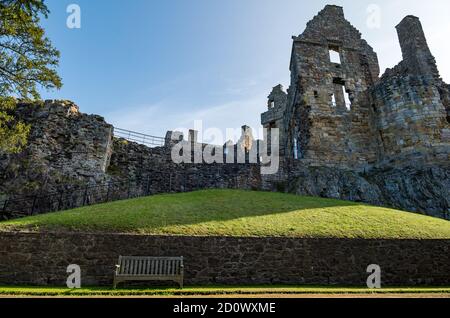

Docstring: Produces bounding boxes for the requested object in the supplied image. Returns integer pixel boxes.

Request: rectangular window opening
[329,47,341,64]
[268,101,275,109]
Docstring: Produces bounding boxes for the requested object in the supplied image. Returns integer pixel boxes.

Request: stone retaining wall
[0,232,448,287]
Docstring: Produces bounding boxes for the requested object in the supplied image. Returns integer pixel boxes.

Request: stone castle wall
[275,159,450,220]
[0,232,448,286]
[269,6,449,172]
[282,5,380,170]
[367,16,450,167]
[257,6,450,219]
[0,102,261,218]
[0,101,113,198]
[109,138,261,194]
[370,74,449,167]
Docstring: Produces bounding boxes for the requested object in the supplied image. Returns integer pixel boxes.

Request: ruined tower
[282,5,380,169]
[262,5,449,170]
[261,84,288,155]
[370,16,450,166]
[396,16,440,80]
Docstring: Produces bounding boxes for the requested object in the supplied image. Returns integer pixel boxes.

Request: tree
[0,0,62,153]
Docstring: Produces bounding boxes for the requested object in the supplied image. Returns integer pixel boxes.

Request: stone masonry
[0,100,113,197]
[0,102,261,218]
[266,6,449,170]
[0,232,449,287]
[261,6,450,219]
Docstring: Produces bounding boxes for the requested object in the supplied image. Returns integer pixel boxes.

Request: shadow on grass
[0,190,365,232]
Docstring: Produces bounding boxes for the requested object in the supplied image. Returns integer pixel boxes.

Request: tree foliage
[0,0,61,153]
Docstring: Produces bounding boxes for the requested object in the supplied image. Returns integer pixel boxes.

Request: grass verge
[0,285,450,297]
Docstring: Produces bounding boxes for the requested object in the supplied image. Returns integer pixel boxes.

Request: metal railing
[114,128,166,148]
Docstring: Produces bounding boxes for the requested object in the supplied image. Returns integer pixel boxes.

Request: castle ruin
[262,5,449,171]
[1,5,449,220]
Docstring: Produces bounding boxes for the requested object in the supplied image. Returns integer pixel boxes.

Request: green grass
[0,285,449,297]
[1,190,449,239]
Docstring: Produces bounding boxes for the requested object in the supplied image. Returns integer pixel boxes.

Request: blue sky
[40,0,450,140]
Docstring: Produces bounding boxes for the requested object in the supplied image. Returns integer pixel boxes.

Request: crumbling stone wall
[282,5,380,170]
[368,16,449,167]
[108,138,262,194]
[370,74,449,166]
[272,159,449,220]
[260,6,450,219]
[261,85,288,156]
[0,100,261,200]
[275,6,449,171]
[0,101,113,197]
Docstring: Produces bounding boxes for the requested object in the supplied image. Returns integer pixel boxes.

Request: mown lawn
[0,285,449,297]
[1,190,449,239]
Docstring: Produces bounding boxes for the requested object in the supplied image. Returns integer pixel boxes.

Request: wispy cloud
[105,92,267,142]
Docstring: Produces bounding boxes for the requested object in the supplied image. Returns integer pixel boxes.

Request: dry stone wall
[0,232,448,286]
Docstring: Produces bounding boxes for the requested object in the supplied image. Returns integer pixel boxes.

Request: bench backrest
[117,256,183,276]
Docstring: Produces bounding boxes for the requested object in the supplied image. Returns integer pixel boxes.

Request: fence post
[30,195,38,216]
[127,181,131,199]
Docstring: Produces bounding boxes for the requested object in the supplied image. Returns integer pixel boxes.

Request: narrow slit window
[343,88,352,110]
[293,138,299,159]
[331,94,337,107]
[329,47,341,64]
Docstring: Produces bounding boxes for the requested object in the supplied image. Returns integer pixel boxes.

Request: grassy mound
[1,190,449,239]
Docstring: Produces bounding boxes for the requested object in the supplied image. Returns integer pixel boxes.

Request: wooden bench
[113,256,184,289]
